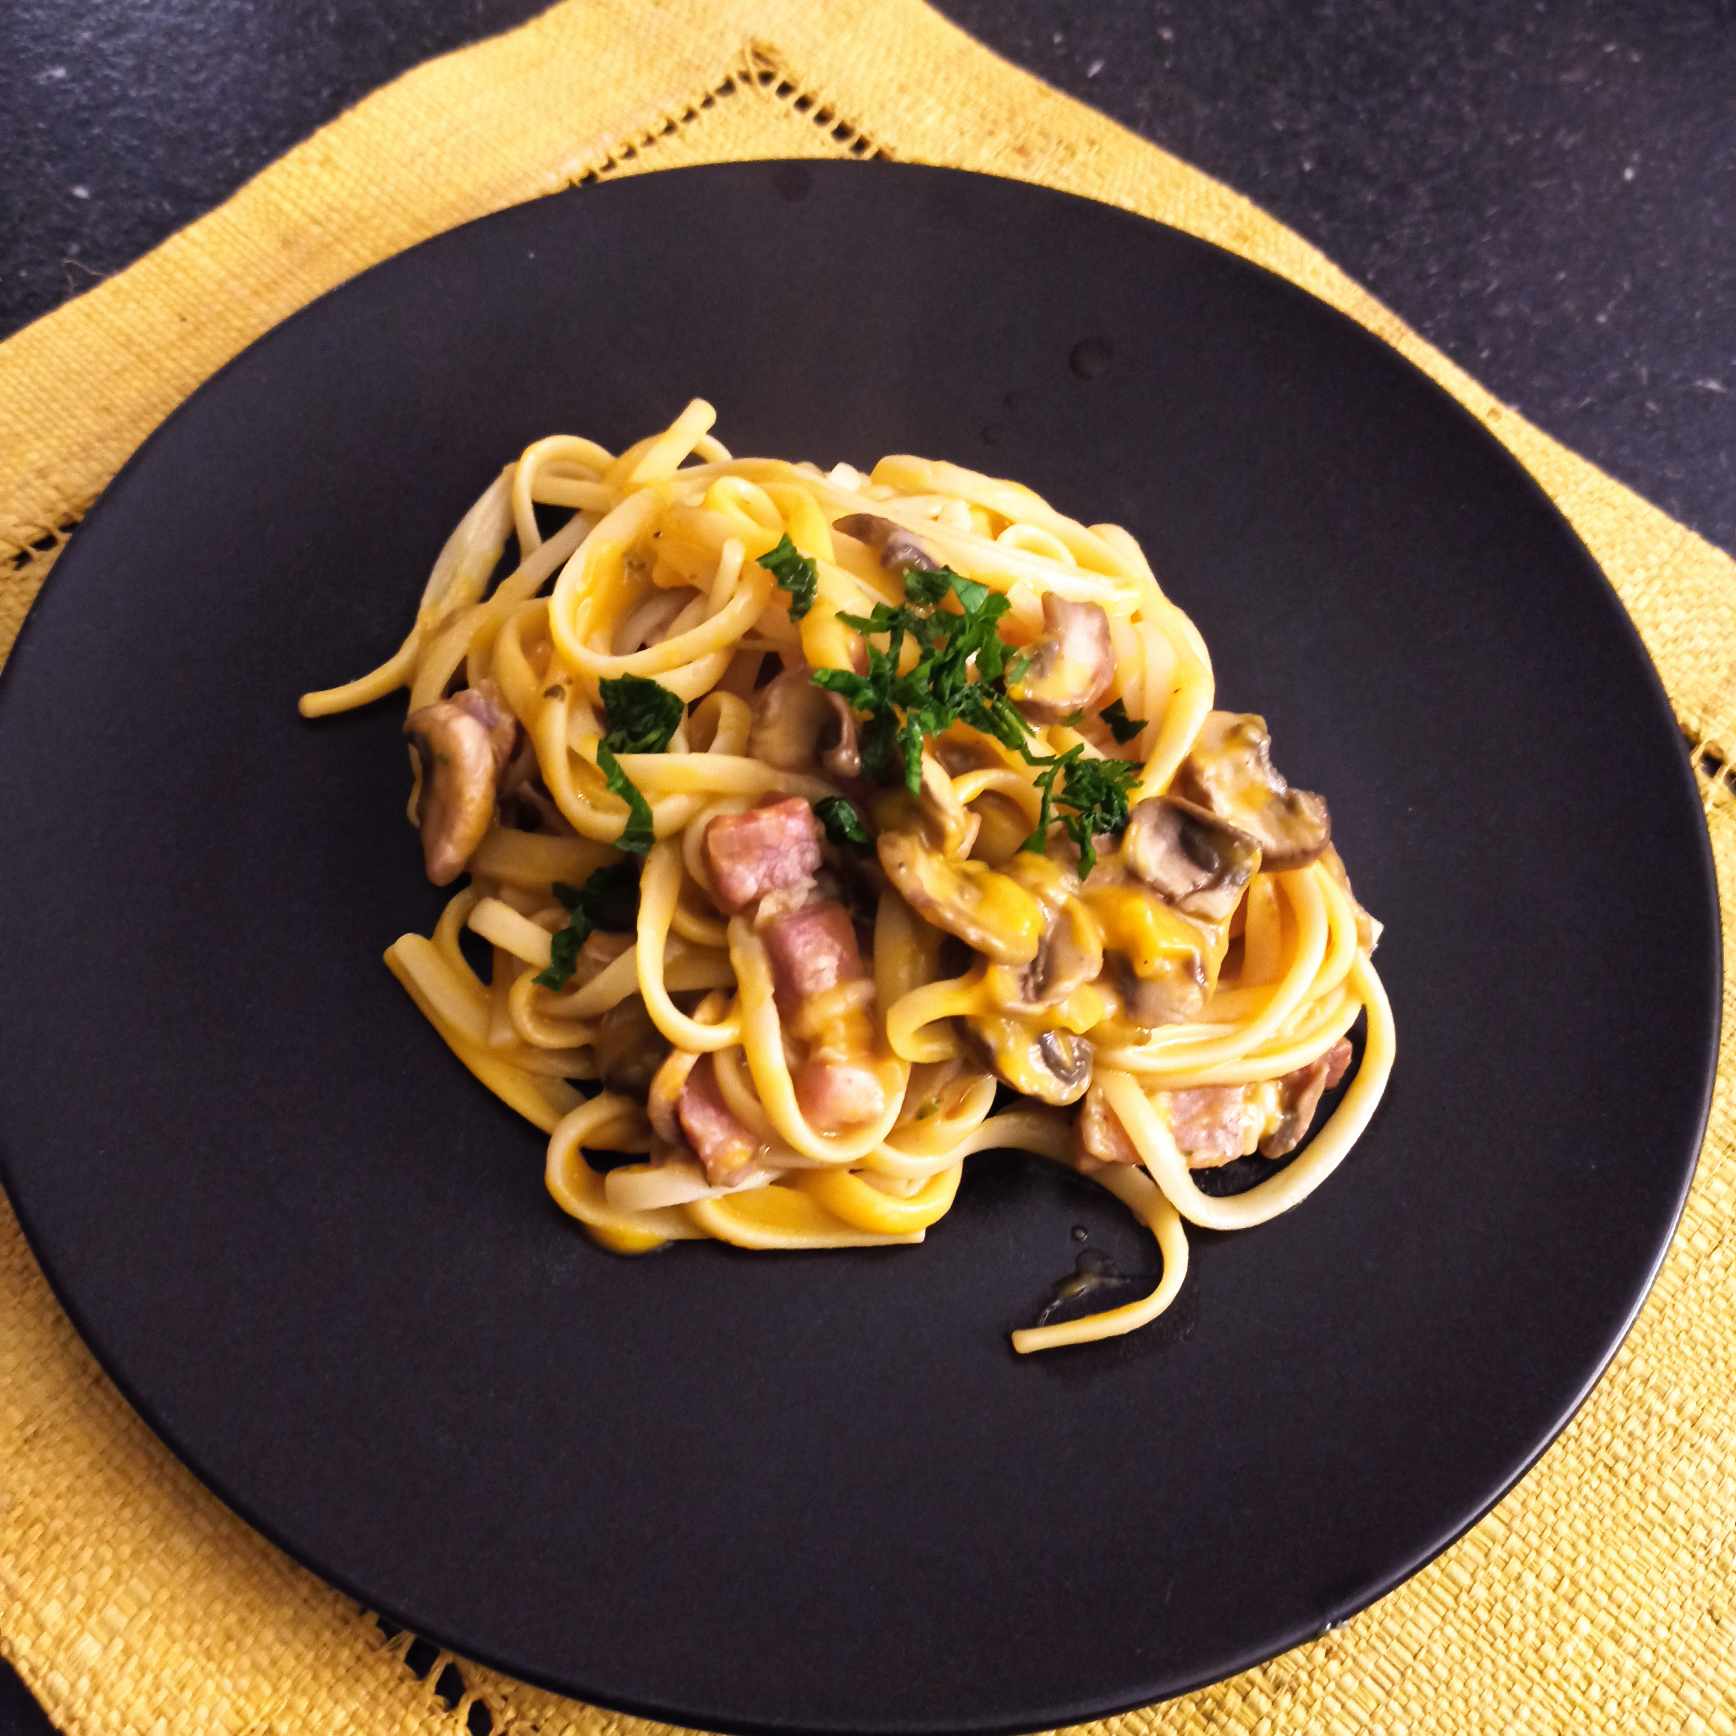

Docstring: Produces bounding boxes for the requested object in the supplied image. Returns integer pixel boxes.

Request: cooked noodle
[300,401,1394,1352]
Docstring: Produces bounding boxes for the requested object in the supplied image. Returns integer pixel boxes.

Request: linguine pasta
[300,401,1394,1353]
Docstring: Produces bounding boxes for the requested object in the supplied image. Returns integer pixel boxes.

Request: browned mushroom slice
[404,680,520,885]
[876,831,1045,965]
[1176,711,1330,869]
[1121,795,1262,921]
[833,511,937,575]
[916,753,978,857]
[1007,595,1114,723]
[746,668,860,779]
[1107,952,1210,1029]
[866,753,980,859]
[932,728,1010,775]
[968,1014,1093,1106]
[594,994,670,1095]
[1004,897,1104,1013]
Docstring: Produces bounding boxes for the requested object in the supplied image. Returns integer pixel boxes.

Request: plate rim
[0,158,1722,1736]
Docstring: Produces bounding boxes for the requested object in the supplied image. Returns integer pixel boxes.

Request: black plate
[0,163,1718,1735]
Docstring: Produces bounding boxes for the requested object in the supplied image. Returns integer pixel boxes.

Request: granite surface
[0,1,1732,1730]
[3,0,1732,553]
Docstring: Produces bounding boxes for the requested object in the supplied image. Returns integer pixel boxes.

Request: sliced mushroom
[746,668,860,780]
[866,754,979,859]
[1176,711,1330,869]
[833,511,936,575]
[594,994,669,1095]
[1122,796,1262,921]
[1107,952,1209,1030]
[404,681,520,885]
[933,730,1009,775]
[1018,897,1104,1009]
[1007,595,1114,722]
[985,857,1102,1012]
[877,831,1045,965]
[968,1015,1092,1106]
[916,753,978,857]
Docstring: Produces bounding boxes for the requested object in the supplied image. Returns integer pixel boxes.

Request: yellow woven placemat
[3,3,1732,1731]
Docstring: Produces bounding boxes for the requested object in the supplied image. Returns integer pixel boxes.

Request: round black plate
[0,164,1718,1735]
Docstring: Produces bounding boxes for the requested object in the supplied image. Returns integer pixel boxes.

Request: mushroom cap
[876,830,1046,965]
[404,681,520,885]
[916,753,979,858]
[980,864,1103,1016]
[595,994,668,1095]
[747,667,860,780]
[833,511,937,575]
[1122,795,1262,921]
[1178,711,1330,870]
[1107,952,1210,1031]
[1018,896,1105,1010]
[1007,594,1114,723]
[966,1014,1093,1106]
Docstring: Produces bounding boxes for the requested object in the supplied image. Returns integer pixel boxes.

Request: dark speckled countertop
[4,0,1732,555]
[0,1,1732,1729]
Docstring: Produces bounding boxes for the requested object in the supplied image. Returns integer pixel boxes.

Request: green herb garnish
[596,744,654,854]
[758,533,818,620]
[1040,752,1141,877]
[533,860,642,989]
[599,675,684,753]
[537,922,586,991]
[561,859,640,931]
[1100,697,1147,744]
[812,795,870,848]
[814,566,1141,871]
[821,564,1018,793]
[591,675,682,853]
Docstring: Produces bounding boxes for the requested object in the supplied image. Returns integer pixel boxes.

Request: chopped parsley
[596,744,654,854]
[812,565,1141,872]
[817,564,1022,795]
[533,860,641,989]
[758,533,818,620]
[1024,749,1140,878]
[599,675,683,753]
[1100,697,1147,744]
[594,675,682,853]
[812,795,870,847]
[537,922,585,992]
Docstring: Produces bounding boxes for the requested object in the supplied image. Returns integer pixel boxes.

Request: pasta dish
[299,401,1394,1352]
